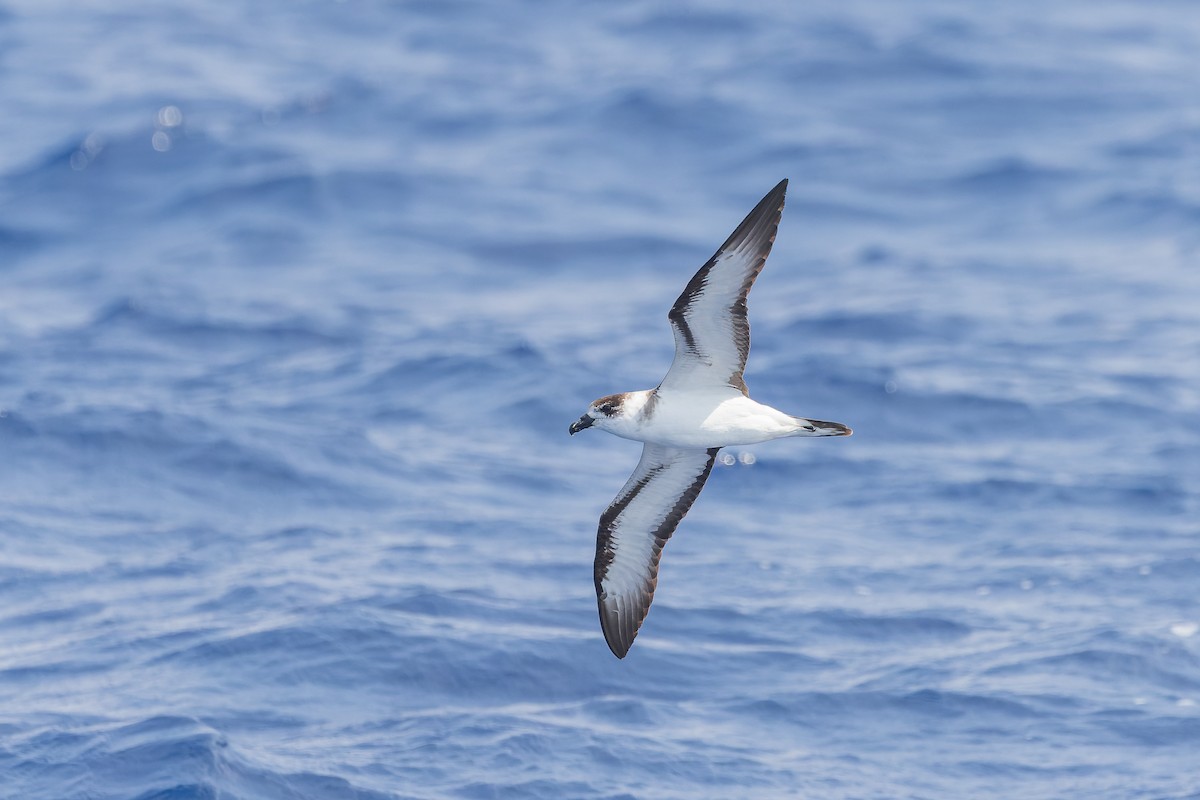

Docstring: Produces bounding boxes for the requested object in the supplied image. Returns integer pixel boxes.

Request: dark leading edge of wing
[594,445,720,658]
[660,178,788,396]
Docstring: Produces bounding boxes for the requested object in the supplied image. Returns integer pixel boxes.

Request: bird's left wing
[594,443,719,658]
[658,179,787,396]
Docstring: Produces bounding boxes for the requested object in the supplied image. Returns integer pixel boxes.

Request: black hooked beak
[569,414,594,435]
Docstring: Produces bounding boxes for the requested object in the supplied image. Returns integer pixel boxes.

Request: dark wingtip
[606,637,630,659]
[599,603,634,658]
[766,178,788,205]
[752,179,787,219]
[704,179,789,265]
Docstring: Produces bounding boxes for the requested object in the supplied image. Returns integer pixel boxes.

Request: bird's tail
[790,417,852,437]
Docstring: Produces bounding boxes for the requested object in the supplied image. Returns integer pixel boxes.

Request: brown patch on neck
[639,390,659,421]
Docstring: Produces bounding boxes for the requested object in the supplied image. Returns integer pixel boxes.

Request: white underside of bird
[589,387,849,449]
[569,179,852,658]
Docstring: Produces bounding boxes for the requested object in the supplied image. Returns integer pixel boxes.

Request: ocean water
[2,1,1199,797]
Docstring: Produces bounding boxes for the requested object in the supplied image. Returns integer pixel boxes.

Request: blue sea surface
[2,1,1199,798]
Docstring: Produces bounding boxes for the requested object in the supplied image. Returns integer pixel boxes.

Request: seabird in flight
[569,179,852,658]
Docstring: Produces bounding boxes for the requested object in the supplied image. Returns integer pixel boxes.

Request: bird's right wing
[594,443,719,658]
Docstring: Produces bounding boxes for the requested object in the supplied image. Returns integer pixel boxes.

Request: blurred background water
[1,1,1199,798]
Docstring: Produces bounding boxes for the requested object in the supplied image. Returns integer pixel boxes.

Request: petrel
[569,179,852,658]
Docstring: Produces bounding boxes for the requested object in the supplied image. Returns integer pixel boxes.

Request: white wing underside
[658,178,788,397]
[594,443,718,658]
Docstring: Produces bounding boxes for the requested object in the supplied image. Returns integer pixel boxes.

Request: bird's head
[569,393,627,435]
